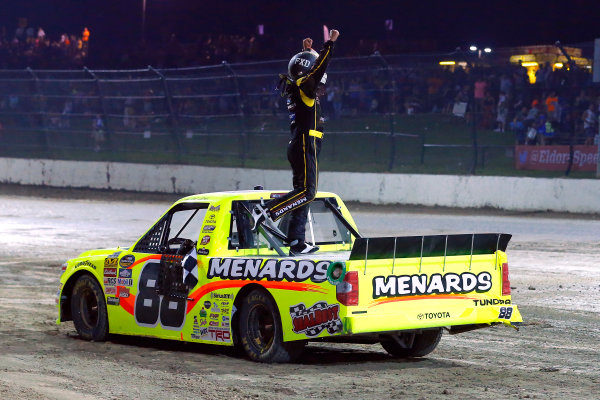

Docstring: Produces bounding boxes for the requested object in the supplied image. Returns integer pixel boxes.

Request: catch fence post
[223,61,248,167]
[376,52,397,171]
[26,67,49,153]
[149,66,182,162]
[85,67,114,155]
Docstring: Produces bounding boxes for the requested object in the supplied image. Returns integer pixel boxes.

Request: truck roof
[176,190,340,203]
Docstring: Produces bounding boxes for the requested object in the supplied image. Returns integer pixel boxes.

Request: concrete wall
[1,157,599,213]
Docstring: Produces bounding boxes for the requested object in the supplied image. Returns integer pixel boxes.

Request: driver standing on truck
[252,29,340,256]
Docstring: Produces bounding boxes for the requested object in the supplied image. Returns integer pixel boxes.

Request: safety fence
[0,50,597,177]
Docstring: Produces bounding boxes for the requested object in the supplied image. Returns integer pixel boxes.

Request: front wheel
[70,274,108,341]
[238,289,304,363]
[380,328,442,358]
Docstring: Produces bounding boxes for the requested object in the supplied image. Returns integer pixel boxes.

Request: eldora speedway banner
[515,145,598,171]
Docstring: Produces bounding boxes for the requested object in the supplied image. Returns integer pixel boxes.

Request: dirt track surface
[1,186,599,399]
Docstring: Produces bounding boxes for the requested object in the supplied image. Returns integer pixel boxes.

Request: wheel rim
[79,287,99,330]
[247,304,275,352]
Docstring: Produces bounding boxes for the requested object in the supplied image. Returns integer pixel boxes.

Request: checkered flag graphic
[182,247,198,288]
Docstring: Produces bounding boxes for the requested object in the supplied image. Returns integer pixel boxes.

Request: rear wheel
[380,328,442,358]
[238,289,304,363]
[70,274,108,341]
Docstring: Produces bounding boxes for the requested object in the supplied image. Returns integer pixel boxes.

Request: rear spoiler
[349,233,512,261]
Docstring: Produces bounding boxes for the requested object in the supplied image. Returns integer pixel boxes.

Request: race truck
[57,190,522,363]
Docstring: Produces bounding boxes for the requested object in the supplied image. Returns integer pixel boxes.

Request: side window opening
[134,203,208,254]
[228,198,351,250]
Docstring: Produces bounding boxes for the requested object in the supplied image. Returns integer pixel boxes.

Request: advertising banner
[515,145,598,171]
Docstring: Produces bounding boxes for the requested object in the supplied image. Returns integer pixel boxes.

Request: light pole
[141,0,147,43]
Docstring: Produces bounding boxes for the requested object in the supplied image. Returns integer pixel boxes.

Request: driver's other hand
[330,29,339,42]
[303,37,313,50]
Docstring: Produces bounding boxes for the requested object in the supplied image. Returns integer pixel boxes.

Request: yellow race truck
[57,190,522,362]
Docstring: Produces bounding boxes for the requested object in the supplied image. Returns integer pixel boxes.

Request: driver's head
[288,51,317,80]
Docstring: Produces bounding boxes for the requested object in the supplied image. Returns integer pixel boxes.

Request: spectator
[582,103,596,145]
[510,106,528,144]
[545,91,558,121]
[495,91,508,132]
[91,115,105,152]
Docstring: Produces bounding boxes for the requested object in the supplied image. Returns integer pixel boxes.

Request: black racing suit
[266,40,334,244]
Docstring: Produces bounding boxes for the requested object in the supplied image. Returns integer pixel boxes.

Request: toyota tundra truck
[57,190,522,362]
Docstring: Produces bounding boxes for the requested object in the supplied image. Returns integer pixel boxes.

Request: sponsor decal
[209,214,216,220]
[222,320,230,328]
[198,248,209,256]
[107,296,120,306]
[473,299,511,306]
[211,302,220,313]
[118,286,130,298]
[220,308,230,315]
[203,327,231,342]
[199,309,207,318]
[372,272,492,299]
[209,320,220,327]
[205,219,216,224]
[118,268,132,278]
[105,286,117,295]
[199,318,207,326]
[210,313,219,319]
[104,277,117,286]
[203,301,211,309]
[222,315,230,322]
[290,302,343,337]
[273,196,307,218]
[74,260,96,270]
[417,311,450,320]
[104,257,118,268]
[202,225,216,233]
[119,255,135,268]
[209,205,220,212]
[211,292,233,300]
[104,268,117,277]
[200,236,211,245]
[117,278,133,287]
[207,258,330,283]
[191,316,202,339]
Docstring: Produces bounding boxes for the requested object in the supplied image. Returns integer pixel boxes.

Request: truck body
[57,190,522,362]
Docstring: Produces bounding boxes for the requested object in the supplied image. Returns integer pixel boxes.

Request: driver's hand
[303,37,313,51]
[330,29,340,42]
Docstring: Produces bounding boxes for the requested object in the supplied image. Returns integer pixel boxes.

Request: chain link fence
[0,50,597,177]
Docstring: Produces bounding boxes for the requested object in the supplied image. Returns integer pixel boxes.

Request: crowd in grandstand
[0,25,90,69]
[0,23,598,146]
[313,62,598,145]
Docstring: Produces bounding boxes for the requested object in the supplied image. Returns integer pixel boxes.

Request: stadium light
[469,45,477,52]
[484,47,492,53]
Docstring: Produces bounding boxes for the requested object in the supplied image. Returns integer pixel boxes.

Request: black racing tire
[70,274,108,341]
[380,328,442,358]
[238,289,305,363]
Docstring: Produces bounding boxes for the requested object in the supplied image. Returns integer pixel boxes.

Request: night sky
[1,0,600,52]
